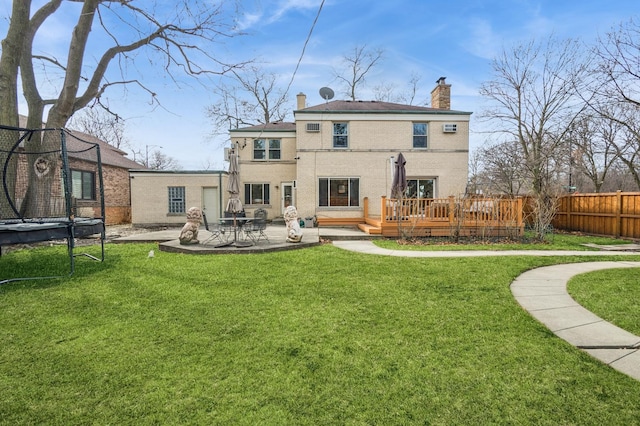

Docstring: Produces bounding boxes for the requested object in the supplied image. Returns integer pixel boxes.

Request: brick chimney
[296,92,306,110]
[430,77,451,110]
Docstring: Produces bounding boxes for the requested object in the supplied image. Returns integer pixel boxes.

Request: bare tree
[372,81,397,103]
[0,0,28,127]
[588,19,640,189]
[146,150,181,171]
[0,1,32,215]
[612,113,640,190]
[69,107,128,150]
[479,37,589,240]
[333,45,384,101]
[0,0,243,216]
[600,160,638,192]
[373,72,427,105]
[569,113,621,192]
[476,140,527,196]
[207,66,289,142]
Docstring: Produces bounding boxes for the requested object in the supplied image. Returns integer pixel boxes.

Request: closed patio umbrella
[391,152,407,199]
[226,148,243,214]
[223,148,251,246]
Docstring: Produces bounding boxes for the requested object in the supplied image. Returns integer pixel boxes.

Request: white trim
[230,131,295,138]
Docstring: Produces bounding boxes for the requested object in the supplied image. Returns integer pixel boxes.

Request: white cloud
[463,18,503,60]
[236,12,263,31]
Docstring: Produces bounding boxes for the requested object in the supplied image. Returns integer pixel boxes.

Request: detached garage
[130,170,227,226]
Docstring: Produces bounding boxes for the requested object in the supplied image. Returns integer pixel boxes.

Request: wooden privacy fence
[553,191,640,239]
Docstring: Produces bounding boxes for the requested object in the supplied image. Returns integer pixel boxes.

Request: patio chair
[244,208,269,244]
[201,213,227,245]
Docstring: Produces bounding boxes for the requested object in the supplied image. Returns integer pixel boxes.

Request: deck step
[316,217,364,227]
[357,223,382,234]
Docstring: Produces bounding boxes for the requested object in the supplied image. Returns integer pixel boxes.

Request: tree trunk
[0,0,30,218]
[20,0,96,218]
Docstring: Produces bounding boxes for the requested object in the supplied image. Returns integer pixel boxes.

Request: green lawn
[568,267,640,336]
[1,243,639,425]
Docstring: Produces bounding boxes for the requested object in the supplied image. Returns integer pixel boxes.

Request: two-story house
[229,77,471,225]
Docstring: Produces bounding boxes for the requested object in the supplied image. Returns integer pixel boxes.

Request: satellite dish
[319,87,335,101]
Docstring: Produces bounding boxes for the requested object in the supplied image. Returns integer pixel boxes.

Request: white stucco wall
[130,171,226,226]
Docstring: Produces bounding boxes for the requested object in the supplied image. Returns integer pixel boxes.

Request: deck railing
[370,196,524,237]
[380,196,522,224]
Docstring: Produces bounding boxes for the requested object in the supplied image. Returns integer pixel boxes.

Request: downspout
[219,171,223,218]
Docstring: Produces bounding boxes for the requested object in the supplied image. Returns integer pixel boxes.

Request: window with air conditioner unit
[306,123,320,132]
[443,123,457,133]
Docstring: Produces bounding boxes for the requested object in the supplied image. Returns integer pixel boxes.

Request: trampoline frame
[0,125,106,284]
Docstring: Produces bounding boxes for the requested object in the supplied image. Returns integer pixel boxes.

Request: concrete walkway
[332,240,640,381]
[332,240,640,258]
[512,262,640,381]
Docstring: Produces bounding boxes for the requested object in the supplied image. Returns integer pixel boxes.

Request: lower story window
[319,177,359,207]
[71,169,95,200]
[407,178,435,198]
[168,186,186,214]
[244,183,270,205]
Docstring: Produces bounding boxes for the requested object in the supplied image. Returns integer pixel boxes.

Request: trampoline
[0,124,106,284]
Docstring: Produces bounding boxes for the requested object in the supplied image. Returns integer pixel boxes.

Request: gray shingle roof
[298,99,471,114]
[17,115,146,170]
[230,122,296,132]
[65,130,147,170]
[230,100,472,133]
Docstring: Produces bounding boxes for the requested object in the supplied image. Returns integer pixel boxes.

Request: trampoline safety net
[0,124,106,284]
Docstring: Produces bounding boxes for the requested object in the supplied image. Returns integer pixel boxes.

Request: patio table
[216,217,252,247]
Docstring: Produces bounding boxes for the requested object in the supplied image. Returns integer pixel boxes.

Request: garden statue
[179,206,203,245]
[284,205,303,243]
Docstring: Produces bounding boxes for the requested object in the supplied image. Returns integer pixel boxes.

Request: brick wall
[105,206,131,225]
[70,158,132,224]
[101,165,130,207]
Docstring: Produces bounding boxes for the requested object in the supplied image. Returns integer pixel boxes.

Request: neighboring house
[65,131,147,224]
[229,77,472,223]
[129,170,227,226]
[16,115,146,225]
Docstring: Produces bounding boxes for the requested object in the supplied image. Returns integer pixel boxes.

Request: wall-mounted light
[294,156,301,160]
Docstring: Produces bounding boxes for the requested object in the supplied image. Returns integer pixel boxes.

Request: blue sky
[1,0,638,169]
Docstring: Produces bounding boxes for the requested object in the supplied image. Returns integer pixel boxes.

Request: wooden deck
[316,196,524,238]
[371,196,524,237]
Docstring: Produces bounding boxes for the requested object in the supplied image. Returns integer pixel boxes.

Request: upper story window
[168,186,186,214]
[71,169,95,200]
[333,123,348,148]
[253,139,281,160]
[413,123,428,148]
